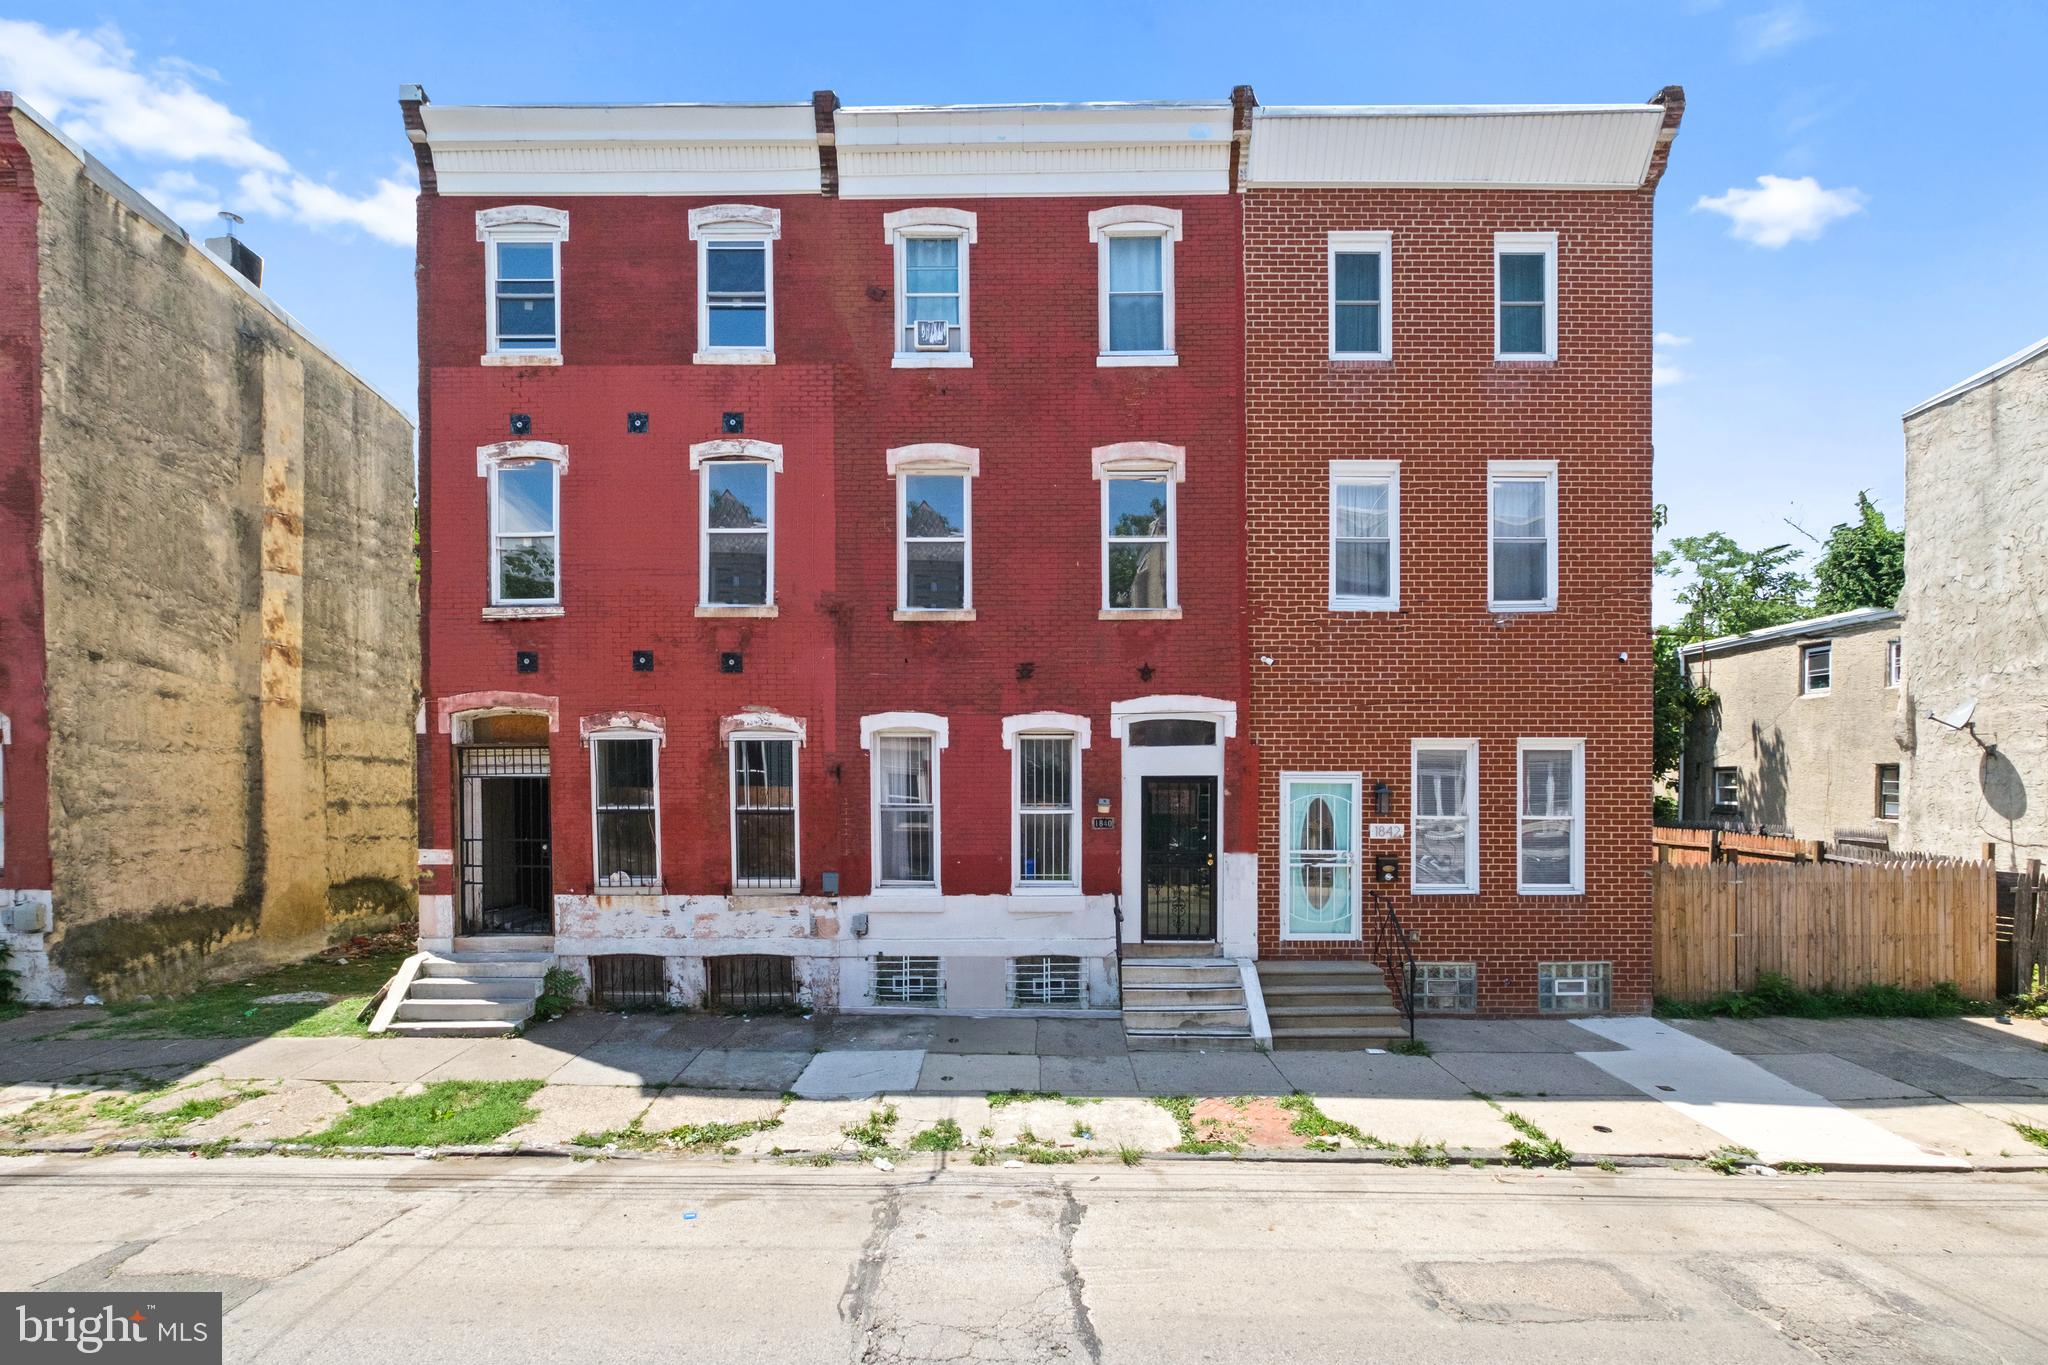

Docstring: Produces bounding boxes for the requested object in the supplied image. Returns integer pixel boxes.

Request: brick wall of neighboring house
[0,98,52,904]
[1243,183,1663,1013]
[413,184,1249,999]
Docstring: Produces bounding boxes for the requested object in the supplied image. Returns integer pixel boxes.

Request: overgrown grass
[1117,1144,1144,1166]
[843,1104,900,1150]
[1275,1091,1391,1150]
[529,968,584,1024]
[2010,1121,2048,1152]
[1151,1094,1245,1155]
[1496,1107,1573,1169]
[1656,972,1990,1021]
[908,1118,964,1152]
[1387,1038,1433,1058]
[985,1090,1098,1109]
[63,950,410,1040]
[299,1080,543,1147]
[2,1077,270,1142]
[2009,966,2048,1020]
[574,1116,782,1153]
[1703,1143,1761,1175]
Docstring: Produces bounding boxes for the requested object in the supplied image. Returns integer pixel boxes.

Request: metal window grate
[1413,962,1477,1014]
[590,954,667,1011]
[704,954,797,1012]
[731,737,798,889]
[1009,955,1083,1009]
[1537,960,1612,1013]
[871,955,943,1006]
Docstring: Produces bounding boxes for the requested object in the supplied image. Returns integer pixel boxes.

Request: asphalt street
[2,1154,2043,1363]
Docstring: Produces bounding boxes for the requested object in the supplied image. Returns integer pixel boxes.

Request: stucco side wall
[21,113,417,998]
[1900,350,2048,865]
[1682,622,1907,841]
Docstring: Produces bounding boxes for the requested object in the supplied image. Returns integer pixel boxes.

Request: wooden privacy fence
[1653,859,1997,1001]
[1997,865,2048,997]
[1653,827,1823,866]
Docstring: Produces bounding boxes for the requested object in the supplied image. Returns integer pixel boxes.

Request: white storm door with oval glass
[1282,774,1360,939]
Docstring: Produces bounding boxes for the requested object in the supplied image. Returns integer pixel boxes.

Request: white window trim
[1801,642,1833,697]
[727,725,802,892]
[1090,206,1181,365]
[1411,739,1478,895]
[478,206,568,365]
[1327,230,1392,361]
[1886,638,1902,689]
[478,441,568,608]
[695,444,779,612]
[588,728,662,894]
[689,204,779,365]
[1487,459,1559,614]
[860,713,949,893]
[1712,767,1740,809]
[1328,459,1400,611]
[885,208,976,369]
[1003,716,1091,895]
[1279,772,1363,942]
[1876,763,1902,822]
[1493,230,1558,362]
[1092,442,1184,617]
[1517,738,1585,896]
[887,444,980,618]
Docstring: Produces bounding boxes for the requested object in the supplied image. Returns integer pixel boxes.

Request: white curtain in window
[1413,749,1472,889]
[1520,748,1577,888]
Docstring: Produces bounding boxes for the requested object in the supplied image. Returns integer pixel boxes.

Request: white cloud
[1695,175,1865,248]
[0,20,411,245]
[1737,4,1819,60]
[1653,333,1690,387]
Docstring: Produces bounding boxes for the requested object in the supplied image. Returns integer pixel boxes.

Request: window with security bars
[591,735,658,889]
[1015,735,1077,887]
[1413,962,1476,1014]
[1538,961,1610,1013]
[702,461,771,606]
[704,954,797,1011]
[731,736,797,889]
[492,239,557,352]
[871,955,943,1005]
[876,734,936,886]
[590,954,667,1010]
[1010,956,1083,1008]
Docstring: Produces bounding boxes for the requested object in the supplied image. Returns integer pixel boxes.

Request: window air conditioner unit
[913,318,951,350]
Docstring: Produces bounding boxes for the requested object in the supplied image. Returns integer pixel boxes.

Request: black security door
[458,745,554,936]
[1141,776,1217,940]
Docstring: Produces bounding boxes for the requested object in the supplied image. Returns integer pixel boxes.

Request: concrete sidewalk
[2,1007,2045,1168]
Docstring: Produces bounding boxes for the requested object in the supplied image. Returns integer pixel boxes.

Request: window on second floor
[888,445,979,617]
[1090,206,1180,364]
[1488,462,1557,612]
[1330,461,1398,610]
[1887,638,1902,688]
[487,454,562,607]
[701,460,773,608]
[1713,766,1740,810]
[689,206,779,362]
[1495,231,1557,360]
[1876,763,1902,821]
[1802,642,1832,695]
[1329,231,1391,360]
[885,208,975,366]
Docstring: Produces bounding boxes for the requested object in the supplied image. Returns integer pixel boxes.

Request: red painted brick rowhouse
[403,83,1680,1035]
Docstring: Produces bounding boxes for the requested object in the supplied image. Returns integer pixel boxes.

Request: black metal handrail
[1367,890,1418,1041]
[1110,894,1125,1005]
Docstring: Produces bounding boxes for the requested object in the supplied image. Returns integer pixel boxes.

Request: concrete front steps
[1257,960,1410,1050]
[379,936,553,1038]
[1120,942,1256,1051]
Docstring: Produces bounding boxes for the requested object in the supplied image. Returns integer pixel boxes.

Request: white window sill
[893,353,974,369]
[1518,885,1584,897]
[731,886,802,899]
[894,609,976,623]
[1410,885,1477,896]
[1330,599,1399,613]
[482,352,562,367]
[1489,602,1556,614]
[1099,607,1182,621]
[1493,354,1556,366]
[1798,690,1831,700]
[482,605,565,620]
[1329,353,1392,364]
[694,349,776,366]
[1097,353,1179,368]
[591,885,664,898]
[696,604,778,619]
[1280,932,1364,943]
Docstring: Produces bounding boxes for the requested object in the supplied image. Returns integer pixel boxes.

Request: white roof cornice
[1245,104,1668,190]
[834,103,1233,199]
[418,102,824,196]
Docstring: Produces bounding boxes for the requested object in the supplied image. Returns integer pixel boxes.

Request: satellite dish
[1933,698,1977,731]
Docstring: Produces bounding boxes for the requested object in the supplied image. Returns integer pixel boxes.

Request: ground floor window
[1413,962,1477,1013]
[1537,961,1611,1013]
[1009,955,1083,1008]
[704,954,797,1012]
[591,734,659,889]
[589,954,667,1010]
[731,735,798,890]
[872,955,943,1006]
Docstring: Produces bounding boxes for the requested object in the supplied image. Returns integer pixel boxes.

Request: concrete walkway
[2,1007,2045,1167]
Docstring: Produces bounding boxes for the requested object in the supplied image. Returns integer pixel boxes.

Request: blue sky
[4,1,2044,622]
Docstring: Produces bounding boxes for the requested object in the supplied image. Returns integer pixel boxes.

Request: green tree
[1655,532,1812,642]
[1812,491,1904,613]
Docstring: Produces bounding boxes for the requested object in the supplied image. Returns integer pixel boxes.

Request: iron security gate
[704,954,798,1012]
[1141,776,1217,940]
[458,745,553,936]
